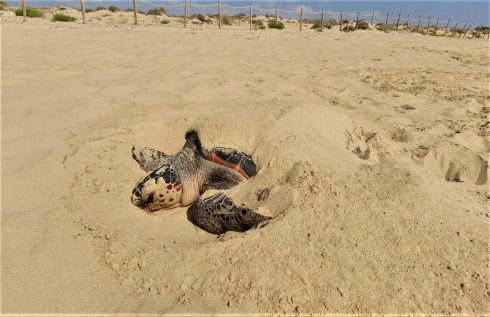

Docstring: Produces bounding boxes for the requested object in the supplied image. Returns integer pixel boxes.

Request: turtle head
[131,164,182,212]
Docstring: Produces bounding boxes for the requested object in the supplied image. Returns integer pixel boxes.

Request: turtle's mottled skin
[131,130,270,234]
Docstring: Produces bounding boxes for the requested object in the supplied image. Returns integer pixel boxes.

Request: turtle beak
[131,187,161,212]
[131,187,145,208]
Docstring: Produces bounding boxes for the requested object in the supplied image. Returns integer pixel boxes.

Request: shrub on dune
[146,7,166,16]
[52,13,76,22]
[15,7,44,17]
[311,21,332,29]
[342,25,356,32]
[193,14,204,22]
[268,20,285,29]
[221,14,232,25]
[357,20,369,29]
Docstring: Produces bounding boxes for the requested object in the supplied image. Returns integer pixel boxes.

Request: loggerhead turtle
[130,129,271,235]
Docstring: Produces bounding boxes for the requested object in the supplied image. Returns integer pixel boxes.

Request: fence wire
[140,0,185,8]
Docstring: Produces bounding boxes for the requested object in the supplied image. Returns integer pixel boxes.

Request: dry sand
[1,12,489,315]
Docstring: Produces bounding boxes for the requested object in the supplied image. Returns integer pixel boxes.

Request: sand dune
[1,15,489,314]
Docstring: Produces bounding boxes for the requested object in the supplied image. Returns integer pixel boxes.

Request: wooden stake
[80,0,86,24]
[300,7,303,31]
[444,18,450,35]
[371,11,374,25]
[462,22,472,38]
[132,0,137,25]
[355,11,359,29]
[339,11,343,31]
[406,15,410,31]
[320,9,324,31]
[21,0,26,22]
[275,6,278,22]
[384,13,388,31]
[184,0,188,28]
[452,20,459,32]
[396,13,400,30]
[249,2,252,30]
[218,0,221,29]
[416,15,421,32]
[435,16,439,33]
[427,16,431,30]
[459,21,468,37]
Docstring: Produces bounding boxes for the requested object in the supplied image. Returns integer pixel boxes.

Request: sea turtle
[130,129,271,235]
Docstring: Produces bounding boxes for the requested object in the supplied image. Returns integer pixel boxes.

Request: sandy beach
[1,11,489,314]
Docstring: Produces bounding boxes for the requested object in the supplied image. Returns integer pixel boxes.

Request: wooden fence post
[80,0,86,24]
[132,0,137,25]
[444,19,450,35]
[452,20,459,32]
[249,2,252,30]
[339,11,343,31]
[396,13,400,30]
[371,11,374,25]
[462,22,472,38]
[184,0,187,28]
[275,6,278,21]
[384,13,388,31]
[427,16,431,31]
[300,7,303,31]
[435,16,439,33]
[459,21,468,37]
[21,0,26,21]
[320,9,324,31]
[218,0,221,29]
[416,15,421,32]
[355,11,359,29]
[406,15,410,30]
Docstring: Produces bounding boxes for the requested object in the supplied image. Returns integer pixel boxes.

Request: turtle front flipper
[187,193,271,235]
[205,147,257,179]
[132,145,169,172]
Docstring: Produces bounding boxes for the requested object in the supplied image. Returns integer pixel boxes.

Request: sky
[5,1,489,26]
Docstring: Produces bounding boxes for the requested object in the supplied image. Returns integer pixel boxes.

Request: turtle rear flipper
[187,193,270,235]
[206,147,257,179]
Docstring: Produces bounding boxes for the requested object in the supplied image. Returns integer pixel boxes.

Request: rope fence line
[190,3,219,7]
[222,5,249,9]
[17,0,489,38]
[278,9,301,14]
[140,0,185,8]
[252,7,275,13]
